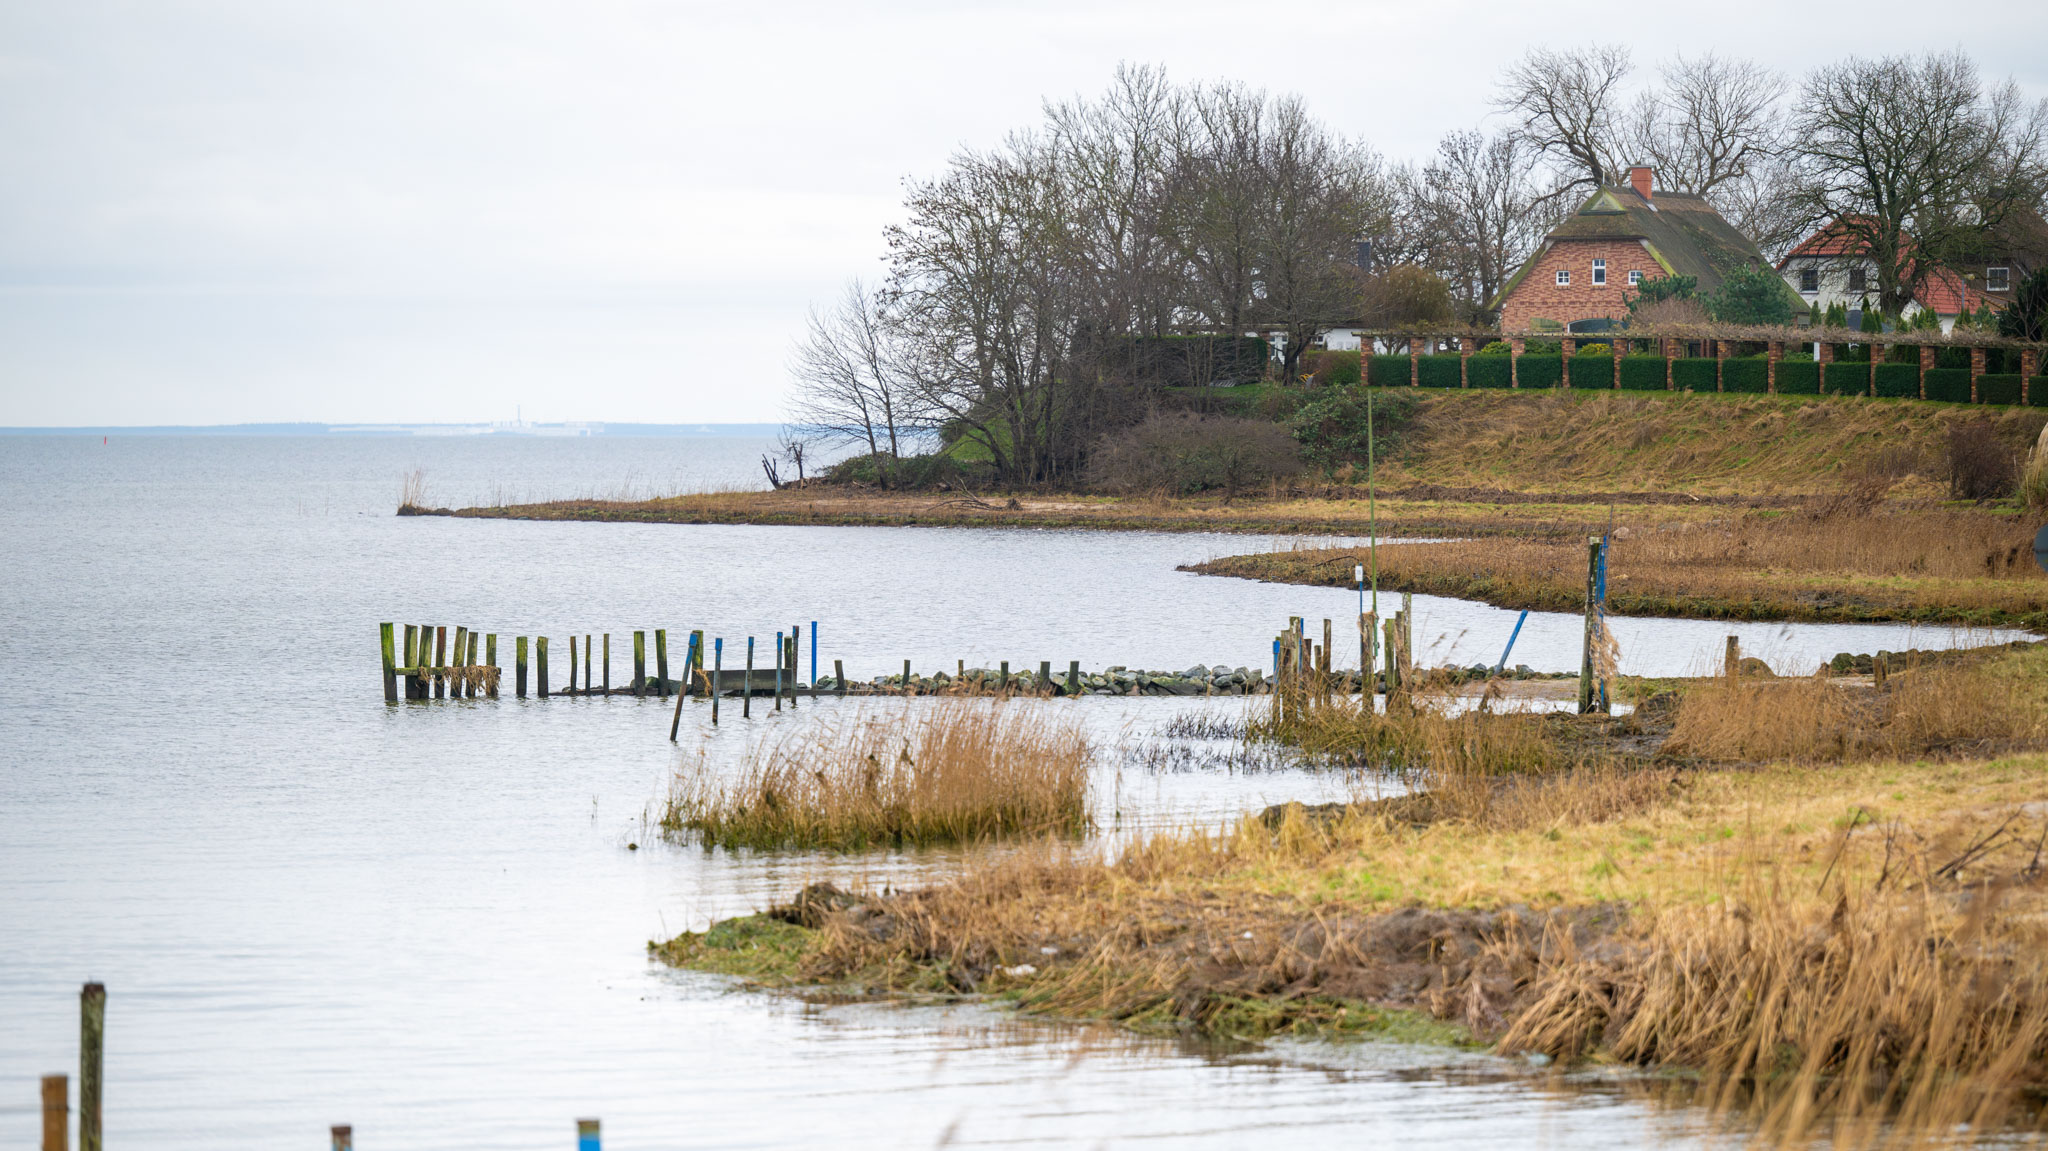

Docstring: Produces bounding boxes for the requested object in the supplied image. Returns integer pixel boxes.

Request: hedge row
[1724,359,1768,393]
[1344,359,2042,404]
[1980,374,2023,406]
[1367,354,1411,387]
[1517,355,1563,389]
[1777,361,1820,394]
[1619,356,1667,390]
[1418,356,1462,388]
[1468,356,1513,389]
[1670,359,1717,393]
[1568,357,1614,389]
[1924,368,1971,403]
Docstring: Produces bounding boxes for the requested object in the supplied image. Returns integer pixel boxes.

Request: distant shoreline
[0,422,784,437]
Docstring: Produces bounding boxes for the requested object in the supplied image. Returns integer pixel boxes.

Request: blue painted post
[810,620,818,686]
[712,638,722,725]
[1272,638,1280,679]
[669,632,700,742]
[576,1118,600,1151]
[1494,610,1530,675]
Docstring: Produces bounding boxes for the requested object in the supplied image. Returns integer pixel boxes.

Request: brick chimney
[1629,166,1654,201]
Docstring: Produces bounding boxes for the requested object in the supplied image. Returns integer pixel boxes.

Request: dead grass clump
[660,703,1091,851]
[1665,656,2047,763]
[1248,688,1567,775]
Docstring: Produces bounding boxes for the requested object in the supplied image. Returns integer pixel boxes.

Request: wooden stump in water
[633,630,646,697]
[537,636,550,698]
[516,636,528,698]
[380,623,398,703]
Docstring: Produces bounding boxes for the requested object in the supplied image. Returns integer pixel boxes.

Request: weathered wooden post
[537,636,550,698]
[80,983,103,1151]
[669,632,695,742]
[516,636,529,698]
[809,620,818,686]
[689,630,705,696]
[787,633,799,708]
[567,635,578,697]
[41,1074,65,1151]
[834,659,846,698]
[633,631,646,697]
[602,633,611,696]
[403,625,419,699]
[902,658,912,696]
[1039,660,1052,696]
[577,1117,601,1151]
[1068,660,1080,697]
[433,626,448,698]
[655,630,670,699]
[485,634,498,698]
[2023,348,2041,405]
[744,638,754,719]
[584,634,593,694]
[774,632,784,711]
[465,631,479,698]
[331,1125,353,1151]
[1725,635,1740,683]
[1874,650,1890,688]
[1663,337,1678,390]
[1361,612,1376,696]
[1613,336,1625,390]
[712,638,723,724]
[380,623,398,702]
[1578,537,1601,714]
[1000,661,1010,693]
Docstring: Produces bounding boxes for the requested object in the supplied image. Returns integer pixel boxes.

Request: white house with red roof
[1776,217,2016,332]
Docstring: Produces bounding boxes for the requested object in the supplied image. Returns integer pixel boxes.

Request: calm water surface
[0,435,2018,1148]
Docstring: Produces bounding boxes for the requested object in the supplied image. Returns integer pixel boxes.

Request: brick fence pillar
[1510,336,1525,388]
[1767,341,1781,394]
[1969,346,1985,404]
[1715,339,1729,393]
[1409,335,1422,387]
[1919,344,1935,401]
[1459,337,1473,389]
[1613,337,1625,390]
[1561,336,1575,389]
[1663,337,1678,390]
[2023,347,2041,406]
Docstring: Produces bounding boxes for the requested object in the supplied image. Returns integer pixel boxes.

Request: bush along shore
[656,641,2048,1144]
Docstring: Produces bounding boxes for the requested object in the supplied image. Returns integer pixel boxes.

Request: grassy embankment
[656,645,2048,1143]
[417,389,2047,539]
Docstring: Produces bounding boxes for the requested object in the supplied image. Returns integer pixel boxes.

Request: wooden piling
[516,636,529,698]
[331,1125,353,1151]
[41,1074,65,1151]
[775,632,784,711]
[416,623,432,697]
[602,633,610,696]
[485,634,498,698]
[655,630,669,699]
[577,1118,601,1151]
[1068,660,1080,697]
[567,636,578,697]
[1725,635,1740,683]
[1875,650,1889,688]
[403,625,419,699]
[1361,612,1376,696]
[464,630,479,698]
[712,639,722,724]
[834,658,846,697]
[669,634,690,742]
[433,626,447,698]
[1000,661,1009,694]
[79,983,103,1151]
[744,638,754,718]
[902,658,912,696]
[1039,660,1051,697]
[537,636,550,698]
[380,623,398,703]
[1578,537,1600,714]
[690,630,705,696]
[634,631,646,697]
[584,634,593,694]
[787,634,799,709]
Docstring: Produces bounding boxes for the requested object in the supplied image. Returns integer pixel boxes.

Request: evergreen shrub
[2031,377,2048,407]
[1418,356,1463,388]
[1367,354,1411,387]
[1516,354,1563,389]
[1776,361,1820,394]
[1978,374,2023,405]
[1618,356,1667,390]
[1467,356,1512,388]
[1569,355,1614,389]
[1873,363,1919,398]
[1924,368,1972,404]
[1823,363,1870,396]
[1302,350,1361,386]
[1723,359,1768,393]
[1671,358,1718,392]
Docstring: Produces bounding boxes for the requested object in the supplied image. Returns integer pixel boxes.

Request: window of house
[1799,268,1819,292]
[1592,258,1607,285]
[1628,270,1642,285]
[1988,266,2011,292]
[1847,267,1867,293]
[1556,269,1570,286]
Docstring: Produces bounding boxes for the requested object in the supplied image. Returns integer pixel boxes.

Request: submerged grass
[659,702,1092,851]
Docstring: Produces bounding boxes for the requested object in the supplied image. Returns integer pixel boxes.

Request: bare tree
[1789,50,2048,314]
[1493,45,1634,191]
[1401,129,1566,320]
[1252,95,1388,379]
[1632,53,1786,197]
[787,279,917,487]
[1167,82,1270,334]
[1710,151,1807,263]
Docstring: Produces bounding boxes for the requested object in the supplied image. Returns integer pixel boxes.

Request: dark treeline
[790,53,2048,488]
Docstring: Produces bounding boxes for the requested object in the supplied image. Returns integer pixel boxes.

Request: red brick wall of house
[1499,239,1658,330]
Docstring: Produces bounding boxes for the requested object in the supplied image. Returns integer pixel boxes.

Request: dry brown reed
[1666,657,2047,764]
[660,702,1091,851]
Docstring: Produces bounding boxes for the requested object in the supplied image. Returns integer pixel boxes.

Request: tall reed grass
[660,703,1091,851]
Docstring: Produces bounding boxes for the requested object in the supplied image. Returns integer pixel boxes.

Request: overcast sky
[1,0,2044,426]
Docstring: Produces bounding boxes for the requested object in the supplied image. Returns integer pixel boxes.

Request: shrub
[1087,412,1303,497]
[824,451,983,490]
[1618,356,1668,391]
[1707,264,1796,325]
[1722,358,1768,393]
[1822,363,1870,396]
[1289,388,1423,473]
[1301,349,1361,386]
[1944,420,2019,499]
[1776,361,1820,395]
[1628,274,1698,318]
[2033,377,2048,407]
[1367,353,1411,387]
[1873,363,1919,399]
[1998,268,2048,342]
[1979,374,2024,406]
[1574,342,1612,357]
[1671,358,1718,392]
[1417,356,1462,388]
[1467,355,1513,388]
[1475,340,1513,355]
[1516,354,1563,389]
[1568,355,1613,389]
[1924,368,1972,404]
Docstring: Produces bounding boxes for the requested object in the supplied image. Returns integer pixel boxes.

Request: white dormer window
[1988,266,2010,291]
[1628,270,1643,285]
[1592,258,1607,286]
[1556,269,1571,286]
